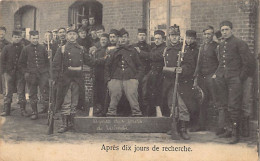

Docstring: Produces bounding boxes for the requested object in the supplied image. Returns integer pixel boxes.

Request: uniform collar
[224,35,234,42]
[30,43,39,47]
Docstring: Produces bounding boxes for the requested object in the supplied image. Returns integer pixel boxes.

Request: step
[74,117,171,133]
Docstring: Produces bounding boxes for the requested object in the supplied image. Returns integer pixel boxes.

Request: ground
[0,94,258,161]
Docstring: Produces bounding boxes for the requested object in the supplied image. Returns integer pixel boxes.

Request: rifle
[47,35,55,135]
[170,35,186,140]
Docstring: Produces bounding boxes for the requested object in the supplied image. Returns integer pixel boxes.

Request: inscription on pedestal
[74,117,171,133]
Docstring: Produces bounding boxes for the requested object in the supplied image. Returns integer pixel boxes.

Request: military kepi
[138,28,147,34]
[119,28,129,37]
[154,30,165,37]
[186,30,196,38]
[169,24,180,35]
[29,30,39,36]
[67,27,78,34]
[109,29,120,36]
[220,20,233,29]
[12,30,22,36]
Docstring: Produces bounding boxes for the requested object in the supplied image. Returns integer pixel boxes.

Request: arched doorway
[69,0,103,29]
[14,5,37,39]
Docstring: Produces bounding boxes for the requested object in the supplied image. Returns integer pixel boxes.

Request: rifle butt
[171,116,180,140]
[47,117,54,135]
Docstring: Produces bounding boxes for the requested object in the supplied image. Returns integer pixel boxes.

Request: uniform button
[223,55,225,57]
[223,60,225,63]
[224,51,226,53]
[224,65,226,67]
[180,93,183,95]
[69,59,71,61]
[166,61,168,63]
[167,54,168,56]
[80,60,82,62]
[68,53,70,55]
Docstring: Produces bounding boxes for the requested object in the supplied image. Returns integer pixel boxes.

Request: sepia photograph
[0,0,259,160]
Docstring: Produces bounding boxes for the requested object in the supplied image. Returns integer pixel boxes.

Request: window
[14,5,37,39]
[147,0,191,42]
[69,0,103,29]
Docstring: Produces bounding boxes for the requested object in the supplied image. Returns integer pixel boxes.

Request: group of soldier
[0,15,255,144]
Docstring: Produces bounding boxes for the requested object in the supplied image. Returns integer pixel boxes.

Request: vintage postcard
[0,0,259,160]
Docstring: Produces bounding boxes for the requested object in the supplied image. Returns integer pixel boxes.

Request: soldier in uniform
[77,27,92,50]
[20,28,31,47]
[193,26,218,132]
[161,25,196,140]
[52,28,95,133]
[0,30,29,117]
[108,29,120,47]
[52,29,58,43]
[104,28,144,117]
[137,30,165,116]
[215,21,252,144]
[133,28,151,116]
[18,31,50,120]
[87,15,97,34]
[79,15,89,33]
[92,33,109,116]
[0,26,10,95]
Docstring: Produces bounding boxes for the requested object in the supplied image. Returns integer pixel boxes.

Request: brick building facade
[0,0,259,116]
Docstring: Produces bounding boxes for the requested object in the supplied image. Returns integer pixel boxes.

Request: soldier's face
[0,30,6,40]
[44,32,52,42]
[186,36,196,45]
[12,35,21,44]
[52,32,57,38]
[221,26,232,39]
[21,31,26,38]
[89,18,95,25]
[82,19,88,26]
[169,34,180,44]
[100,37,108,47]
[67,32,78,43]
[30,35,39,45]
[91,31,97,39]
[79,31,87,39]
[203,29,214,43]
[154,34,163,46]
[109,34,118,45]
[119,34,129,45]
[58,29,66,40]
[137,33,146,42]
[96,29,104,39]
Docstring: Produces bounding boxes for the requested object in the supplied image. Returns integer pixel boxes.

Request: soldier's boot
[58,115,68,133]
[68,114,75,131]
[38,104,48,114]
[20,103,30,117]
[241,117,249,137]
[0,103,11,116]
[30,103,38,120]
[229,122,239,144]
[218,128,232,138]
[179,121,190,140]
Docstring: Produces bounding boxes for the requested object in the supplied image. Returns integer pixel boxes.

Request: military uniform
[0,38,10,94]
[18,32,49,120]
[53,39,95,132]
[20,38,30,47]
[93,46,107,115]
[133,34,151,116]
[194,41,218,131]
[1,35,28,116]
[104,43,144,116]
[141,41,165,116]
[215,32,251,143]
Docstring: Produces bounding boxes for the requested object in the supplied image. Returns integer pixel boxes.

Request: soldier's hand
[47,50,52,59]
[176,67,182,73]
[134,47,141,53]
[89,46,97,55]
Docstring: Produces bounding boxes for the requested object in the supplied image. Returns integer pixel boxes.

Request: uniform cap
[186,30,197,38]
[109,29,120,36]
[12,30,22,36]
[66,27,78,34]
[138,28,147,34]
[154,30,165,37]
[119,28,129,37]
[0,26,6,32]
[96,25,105,31]
[169,24,180,35]
[29,30,39,36]
[101,33,109,39]
[220,20,233,29]
[203,25,214,32]
[82,15,88,20]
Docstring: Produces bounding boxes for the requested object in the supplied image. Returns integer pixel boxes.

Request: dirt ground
[0,94,258,161]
